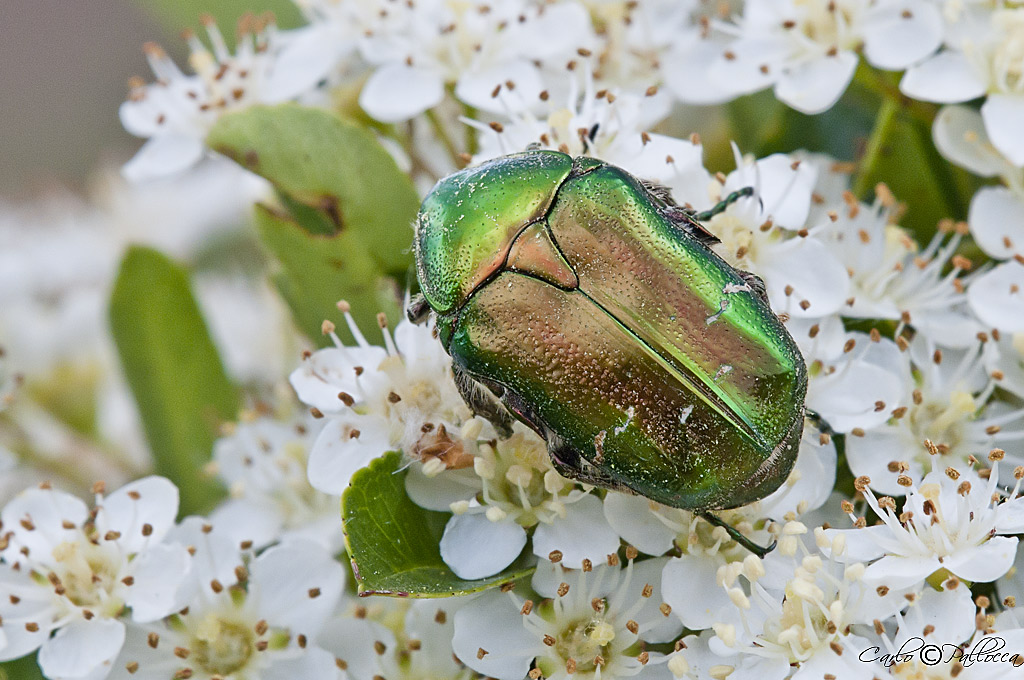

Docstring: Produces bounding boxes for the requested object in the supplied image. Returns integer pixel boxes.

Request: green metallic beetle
[407,150,807,555]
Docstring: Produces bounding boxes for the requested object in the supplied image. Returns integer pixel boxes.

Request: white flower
[208,409,342,552]
[982,329,1024,401]
[470,75,694,186]
[408,425,618,579]
[0,478,189,679]
[843,337,1023,494]
[816,191,980,348]
[452,556,682,680]
[356,0,594,122]
[696,150,852,320]
[932,105,1024,266]
[710,0,943,114]
[828,468,1024,589]
[290,306,487,495]
[969,261,1024,334]
[318,598,473,680]
[119,16,295,182]
[706,523,911,680]
[106,539,344,680]
[803,332,907,435]
[902,6,1024,165]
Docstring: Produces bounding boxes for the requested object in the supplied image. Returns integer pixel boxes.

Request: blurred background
[0,0,305,196]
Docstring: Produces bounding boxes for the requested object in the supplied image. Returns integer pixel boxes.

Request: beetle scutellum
[408,150,808,556]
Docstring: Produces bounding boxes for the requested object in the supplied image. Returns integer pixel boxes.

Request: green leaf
[342,452,536,597]
[110,246,238,515]
[207,105,419,344]
[254,204,403,343]
[0,653,44,680]
[207,104,418,275]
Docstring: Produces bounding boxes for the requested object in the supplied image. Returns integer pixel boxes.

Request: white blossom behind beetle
[356,0,594,122]
[119,16,298,182]
[0,478,189,679]
[705,0,943,114]
[902,6,1024,166]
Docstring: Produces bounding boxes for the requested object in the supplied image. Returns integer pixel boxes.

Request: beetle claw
[699,512,776,558]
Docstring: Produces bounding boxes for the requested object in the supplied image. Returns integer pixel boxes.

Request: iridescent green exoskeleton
[409,150,807,556]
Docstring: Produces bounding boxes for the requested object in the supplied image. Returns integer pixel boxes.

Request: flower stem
[852,96,899,199]
[425,108,462,168]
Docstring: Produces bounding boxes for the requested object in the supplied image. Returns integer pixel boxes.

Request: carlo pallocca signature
[860,635,1024,669]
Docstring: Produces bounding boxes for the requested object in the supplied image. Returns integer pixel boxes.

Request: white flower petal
[532,495,621,568]
[405,465,479,512]
[37,618,125,680]
[440,513,527,580]
[452,590,536,680]
[126,543,192,623]
[306,415,392,495]
[628,558,683,643]
[982,94,1024,166]
[933,105,1006,177]
[208,498,284,551]
[969,186,1024,260]
[761,237,851,318]
[664,36,747,105]
[862,555,942,589]
[823,525,892,563]
[806,360,904,433]
[96,476,178,552]
[265,25,350,103]
[968,262,1024,333]
[317,617,394,680]
[863,1,943,70]
[602,493,676,556]
[943,536,1019,583]
[251,540,344,634]
[900,51,986,103]
[455,60,542,114]
[662,555,732,629]
[359,65,445,122]
[774,52,857,115]
[121,135,205,183]
[288,346,389,415]
[1,488,88,567]
[263,645,343,680]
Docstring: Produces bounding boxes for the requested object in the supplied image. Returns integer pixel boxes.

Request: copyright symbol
[920,644,943,665]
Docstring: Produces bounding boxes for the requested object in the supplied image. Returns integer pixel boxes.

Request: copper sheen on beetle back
[408,150,808,555]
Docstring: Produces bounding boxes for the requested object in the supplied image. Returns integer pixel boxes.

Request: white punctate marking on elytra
[723,282,752,294]
[679,405,693,424]
[705,299,729,325]
[713,365,733,382]
[614,406,635,435]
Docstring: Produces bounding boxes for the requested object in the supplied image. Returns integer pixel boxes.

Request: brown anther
[548,550,563,563]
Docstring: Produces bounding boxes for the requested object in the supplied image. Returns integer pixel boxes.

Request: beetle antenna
[692,186,756,222]
[699,512,776,558]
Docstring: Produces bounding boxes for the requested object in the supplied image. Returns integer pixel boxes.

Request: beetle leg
[804,409,836,437]
[739,271,770,305]
[692,186,757,222]
[452,366,515,438]
[406,294,431,324]
[699,512,777,558]
[542,428,626,491]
